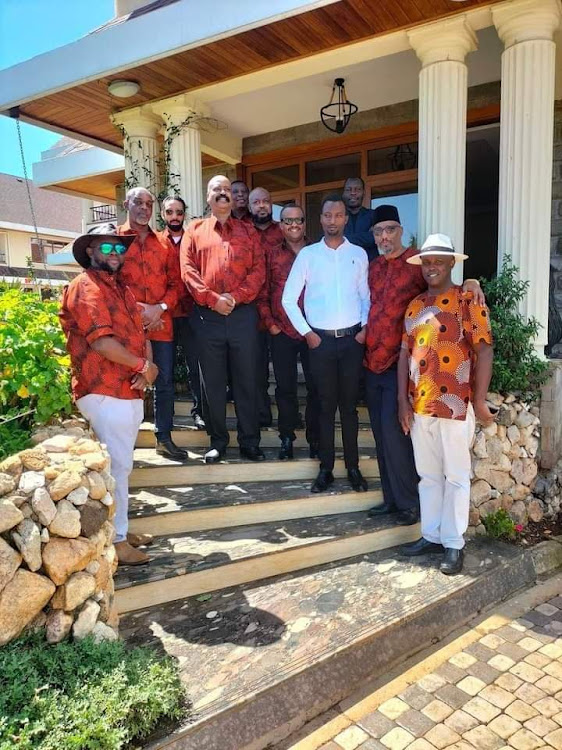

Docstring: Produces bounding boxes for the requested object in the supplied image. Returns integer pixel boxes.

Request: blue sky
[0,0,114,177]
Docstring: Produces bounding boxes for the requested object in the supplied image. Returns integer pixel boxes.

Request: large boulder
[49,499,81,538]
[0,570,55,646]
[0,498,24,532]
[51,571,96,611]
[42,537,96,585]
[48,471,82,502]
[0,538,21,593]
[12,519,42,572]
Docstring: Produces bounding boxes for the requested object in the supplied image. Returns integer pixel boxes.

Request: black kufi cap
[372,204,400,226]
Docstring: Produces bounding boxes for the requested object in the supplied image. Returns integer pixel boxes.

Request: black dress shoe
[440,548,464,576]
[400,537,445,556]
[395,509,420,526]
[204,448,225,464]
[311,470,334,493]
[308,442,319,459]
[278,437,294,461]
[348,468,368,492]
[240,446,266,461]
[193,413,206,430]
[155,439,188,461]
[368,502,396,518]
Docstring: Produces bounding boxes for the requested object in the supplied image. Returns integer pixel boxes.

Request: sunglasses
[282,217,305,226]
[97,242,128,255]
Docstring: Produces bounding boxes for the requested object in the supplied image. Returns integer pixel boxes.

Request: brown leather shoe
[127,532,154,548]
[115,541,150,566]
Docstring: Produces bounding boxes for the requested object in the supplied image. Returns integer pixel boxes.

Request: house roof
[0,173,82,233]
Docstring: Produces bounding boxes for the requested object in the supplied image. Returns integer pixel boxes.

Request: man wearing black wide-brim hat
[60,224,158,566]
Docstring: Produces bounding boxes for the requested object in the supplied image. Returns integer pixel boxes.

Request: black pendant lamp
[320,78,358,134]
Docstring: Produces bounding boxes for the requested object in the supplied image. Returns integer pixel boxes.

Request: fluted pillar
[492,0,561,354]
[155,95,206,219]
[409,18,477,283]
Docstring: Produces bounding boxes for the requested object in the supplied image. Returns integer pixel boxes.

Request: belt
[312,323,362,338]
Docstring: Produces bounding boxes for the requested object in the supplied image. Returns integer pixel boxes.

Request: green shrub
[482,508,523,541]
[480,256,549,397]
[0,632,187,750]
[0,419,32,461]
[0,286,72,432]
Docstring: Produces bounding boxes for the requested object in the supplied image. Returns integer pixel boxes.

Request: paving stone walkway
[317,594,562,750]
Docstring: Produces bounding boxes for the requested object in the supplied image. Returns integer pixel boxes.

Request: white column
[408,18,477,283]
[112,106,162,224]
[155,95,206,219]
[492,0,561,354]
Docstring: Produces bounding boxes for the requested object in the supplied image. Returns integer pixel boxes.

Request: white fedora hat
[407,233,468,265]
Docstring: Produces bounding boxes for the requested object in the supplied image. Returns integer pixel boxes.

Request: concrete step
[114,512,419,614]
[130,447,379,488]
[128,478,383,536]
[122,539,537,750]
[136,423,375,449]
[174,398,371,422]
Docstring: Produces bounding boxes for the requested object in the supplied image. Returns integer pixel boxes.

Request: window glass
[305,189,337,243]
[305,152,360,186]
[371,191,418,247]
[272,199,298,222]
[368,142,418,175]
[251,165,299,193]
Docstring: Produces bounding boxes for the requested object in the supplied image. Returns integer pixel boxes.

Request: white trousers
[76,394,144,543]
[410,404,475,550]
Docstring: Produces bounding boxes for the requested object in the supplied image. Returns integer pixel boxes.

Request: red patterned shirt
[157,228,193,318]
[116,222,181,342]
[180,215,265,308]
[364,248,426,374]
[403,287,493,420]
[257,240,308,339]
[254,222,284,330]
[60,269,147,401]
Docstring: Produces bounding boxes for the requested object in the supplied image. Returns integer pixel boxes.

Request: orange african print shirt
[402,286,492,421]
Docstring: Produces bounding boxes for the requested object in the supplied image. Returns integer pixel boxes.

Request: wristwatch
[160,302,168,311]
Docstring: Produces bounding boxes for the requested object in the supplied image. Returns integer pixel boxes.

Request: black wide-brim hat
[72,223,135,269]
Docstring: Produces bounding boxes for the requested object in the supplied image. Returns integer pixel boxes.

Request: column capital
[111,105,162,139]
[152,94,210,127]
[492,0,561,47]
[408,16,477,67]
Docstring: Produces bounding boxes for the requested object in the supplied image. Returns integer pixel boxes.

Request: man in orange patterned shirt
[398,234,494,576]
[117,187,186,462]
[181,175,266,464]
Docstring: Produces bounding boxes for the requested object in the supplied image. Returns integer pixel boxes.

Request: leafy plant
[482,508,523,540]
[0,286,72,431]
[480,256,549,397]
[0,632,187,750]
[0,419,31,461]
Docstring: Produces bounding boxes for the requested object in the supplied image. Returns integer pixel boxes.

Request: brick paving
[321,594,562,750]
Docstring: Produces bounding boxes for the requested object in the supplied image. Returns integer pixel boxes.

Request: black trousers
[365,366,419,511]
[308,332,364,471]
[192,303,260,452]
[257,330,273,426]
[270,332,320,444]
[174,315,202,417]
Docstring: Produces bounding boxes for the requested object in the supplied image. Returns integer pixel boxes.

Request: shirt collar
[320,236,351,251]
[119,220,155,237]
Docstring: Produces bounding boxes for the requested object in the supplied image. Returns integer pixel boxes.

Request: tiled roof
[0,265,79,281]
[0,173,82,233]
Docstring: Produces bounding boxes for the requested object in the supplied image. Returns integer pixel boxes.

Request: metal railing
[90,204,117,223]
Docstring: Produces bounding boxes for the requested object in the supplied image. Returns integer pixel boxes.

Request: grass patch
[0,632,188,749]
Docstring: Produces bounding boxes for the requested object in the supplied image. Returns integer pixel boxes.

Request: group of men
[60,174,493,575]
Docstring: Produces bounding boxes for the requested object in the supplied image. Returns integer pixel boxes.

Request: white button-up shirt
[282,237,370,336]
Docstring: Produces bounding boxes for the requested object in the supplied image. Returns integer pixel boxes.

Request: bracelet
[140,359,151,375]
[133,357,145,373]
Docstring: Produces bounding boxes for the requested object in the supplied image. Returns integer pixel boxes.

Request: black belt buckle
[335,327,345,338]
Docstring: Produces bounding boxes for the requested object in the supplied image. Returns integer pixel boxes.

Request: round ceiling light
[107,80,141,98]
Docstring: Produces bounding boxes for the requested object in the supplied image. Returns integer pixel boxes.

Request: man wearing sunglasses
[117,187,186,462]
[257,204,320,460]
[60,224,158,566]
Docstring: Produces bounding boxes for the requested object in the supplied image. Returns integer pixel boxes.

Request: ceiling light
[107,80,141,98]
[320,78,358,135]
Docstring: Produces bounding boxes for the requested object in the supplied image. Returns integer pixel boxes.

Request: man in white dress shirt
[283,194,370,493]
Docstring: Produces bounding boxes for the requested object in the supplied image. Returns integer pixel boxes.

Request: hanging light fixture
[320,78,358,134]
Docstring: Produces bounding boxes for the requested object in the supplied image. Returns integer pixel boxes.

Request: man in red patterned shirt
[117,187,186,462]
[181,175,266,464]
[257,204,320,460]
[60,224,158,566]
[365,205,485,526]
[231,180,252,224]
[249,186,284,428]
[158,196,205,431]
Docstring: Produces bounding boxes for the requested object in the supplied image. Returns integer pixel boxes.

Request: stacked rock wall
[0,421,118,646]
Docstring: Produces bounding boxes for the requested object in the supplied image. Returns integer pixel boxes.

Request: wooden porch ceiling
[19,0,496,150]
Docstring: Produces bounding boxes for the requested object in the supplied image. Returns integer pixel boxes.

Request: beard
[253,212,273,225]
[166,220,183,232]
[91,257,122,274]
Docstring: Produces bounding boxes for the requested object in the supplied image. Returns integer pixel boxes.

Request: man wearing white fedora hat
[397,233,495,575]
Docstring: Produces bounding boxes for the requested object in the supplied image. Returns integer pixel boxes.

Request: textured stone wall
[540,360,562,469]
[0,421,118,646]
[550,101,562,356]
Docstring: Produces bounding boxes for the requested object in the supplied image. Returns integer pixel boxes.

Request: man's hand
[463,279,486,306]
[138,303,163,327]
[269,324,282,336]
[223,292,236,307]
[398,398,414,435]
[214,295,236,316]
[355,326,366,345]
[305,331,322,349]
[474,399,495,426]
[145,319,165,333]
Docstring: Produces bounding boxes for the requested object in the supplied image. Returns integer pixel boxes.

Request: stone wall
[550,101,562,356]
[0,421,118,646]
[540,360,562,469]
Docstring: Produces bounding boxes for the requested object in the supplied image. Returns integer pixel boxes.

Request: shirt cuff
[205,290,221,309]
[86,325,114,344]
